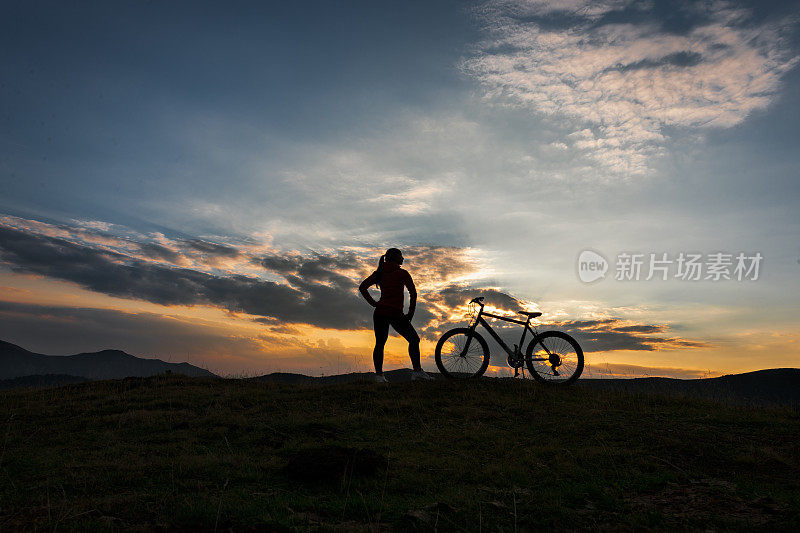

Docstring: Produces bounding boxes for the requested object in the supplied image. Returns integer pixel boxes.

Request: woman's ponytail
[375,254,385,288]
[374,249,401,288]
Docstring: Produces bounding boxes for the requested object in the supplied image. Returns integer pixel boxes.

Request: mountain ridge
[0,339,216,380]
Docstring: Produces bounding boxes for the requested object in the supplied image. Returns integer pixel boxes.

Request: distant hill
[0,340,217,381]
[251,367,800,406]
[577,368,800,406]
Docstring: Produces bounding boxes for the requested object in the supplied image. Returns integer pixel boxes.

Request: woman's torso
[375,263,409,315]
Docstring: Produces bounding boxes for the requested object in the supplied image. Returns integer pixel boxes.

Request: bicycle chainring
[507,353,524,369]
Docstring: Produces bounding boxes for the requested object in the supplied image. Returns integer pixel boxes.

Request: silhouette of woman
[359,248,433,382]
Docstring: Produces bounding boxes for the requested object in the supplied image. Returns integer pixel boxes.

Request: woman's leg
[390,317,422,371]
[373,312,390,374]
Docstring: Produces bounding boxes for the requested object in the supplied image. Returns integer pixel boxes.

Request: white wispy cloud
[368,177,445,214]
[464,0,798,176]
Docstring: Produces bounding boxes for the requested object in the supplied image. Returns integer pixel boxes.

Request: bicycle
[434,297,584,384]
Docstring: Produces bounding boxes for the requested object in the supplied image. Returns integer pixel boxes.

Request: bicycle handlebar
[470,297,485,305]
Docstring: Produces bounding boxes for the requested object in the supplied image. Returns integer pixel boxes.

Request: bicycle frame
[434,297,585,382]
[464,302,552,362]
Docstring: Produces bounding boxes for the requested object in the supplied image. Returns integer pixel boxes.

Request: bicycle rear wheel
[526,331,583,385]
[435,328,490,379]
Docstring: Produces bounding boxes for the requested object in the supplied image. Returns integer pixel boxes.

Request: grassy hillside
[0,375,797,531]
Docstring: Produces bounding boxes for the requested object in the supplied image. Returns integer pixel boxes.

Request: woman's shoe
[411,370,434,381]
[374,373,388,383]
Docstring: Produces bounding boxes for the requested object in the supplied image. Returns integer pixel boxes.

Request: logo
[577,250,608,283]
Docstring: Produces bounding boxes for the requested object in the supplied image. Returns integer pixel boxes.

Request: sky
[1,0,799,378]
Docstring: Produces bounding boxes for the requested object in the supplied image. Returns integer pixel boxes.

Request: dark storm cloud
[612,324,662,334]
[565,320,663,335]
[507,11,588,32]
[562,319,617,329]
[260,251,359,288]
[487,1,716,35]
[604,51,704,73]
[591,2,714,35]
[137,242,183,263]
[558,319,708,352]
[182,239,241,258]
[438,285,522,311]
[0,226,369,330]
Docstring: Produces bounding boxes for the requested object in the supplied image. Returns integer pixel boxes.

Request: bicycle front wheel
[435,328,490,379]
[526,331,584,385]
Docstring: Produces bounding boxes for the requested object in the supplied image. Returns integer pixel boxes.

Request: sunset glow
[2,0,799,378]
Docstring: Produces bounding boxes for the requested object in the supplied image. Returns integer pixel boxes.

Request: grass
[0,374,798,531]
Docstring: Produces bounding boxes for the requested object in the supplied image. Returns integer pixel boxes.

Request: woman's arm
[359,272,379,307]
[405,274,417,320]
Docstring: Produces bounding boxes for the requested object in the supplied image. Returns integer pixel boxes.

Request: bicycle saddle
[518,310,542,318]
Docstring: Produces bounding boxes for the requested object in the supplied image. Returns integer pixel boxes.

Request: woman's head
[375,248,403,288]
[384,248,403,265]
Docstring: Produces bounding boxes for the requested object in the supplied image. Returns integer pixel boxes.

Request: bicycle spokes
[527,332,583,384]
[444,336,483,374]
[434,329,490,379]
